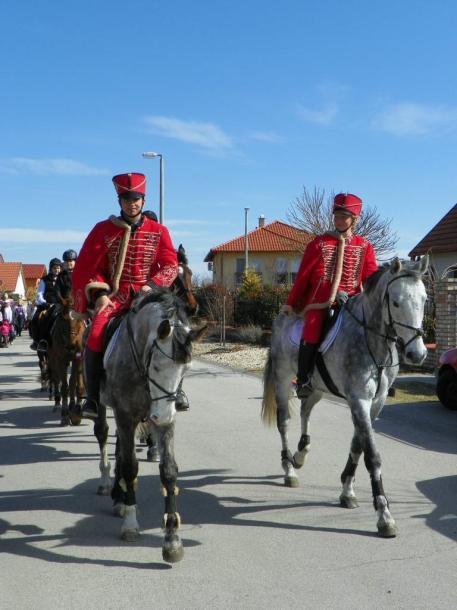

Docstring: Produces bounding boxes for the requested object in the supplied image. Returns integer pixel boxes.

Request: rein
[344,273,425,392]
[126,312,178,403]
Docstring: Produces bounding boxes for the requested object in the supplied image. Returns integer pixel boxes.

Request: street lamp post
[142,152,164,224]
[244,207,249,272]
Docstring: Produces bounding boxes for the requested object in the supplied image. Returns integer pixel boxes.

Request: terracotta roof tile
[0,262,23,292]
[204,221,311,261]
[409,204,457,257]
[23,263,47,280]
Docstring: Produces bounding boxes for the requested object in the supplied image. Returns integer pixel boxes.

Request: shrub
[234,324,264,344]
[234,285,289,329]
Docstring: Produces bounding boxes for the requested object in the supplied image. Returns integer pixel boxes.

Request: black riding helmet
[49,258,62,272]
[62,249,77,262]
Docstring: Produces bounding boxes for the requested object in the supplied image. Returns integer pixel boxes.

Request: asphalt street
[1,335,456,609]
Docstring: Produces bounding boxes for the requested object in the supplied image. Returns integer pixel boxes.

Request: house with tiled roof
[23,263,47,292]
[409,203,457,277]
[0,262,26,297]
[204,217,311,288]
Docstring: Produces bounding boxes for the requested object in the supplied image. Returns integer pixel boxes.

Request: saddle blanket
[103,322,123,369]
[288,311,343,355]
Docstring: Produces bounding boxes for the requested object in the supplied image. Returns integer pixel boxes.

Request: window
[276,258,288,285]
[290,257,301,284]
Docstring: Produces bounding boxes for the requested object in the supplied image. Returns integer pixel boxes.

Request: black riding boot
[81,348,104,420]
[175,378,189,412]
[296,341,318,399]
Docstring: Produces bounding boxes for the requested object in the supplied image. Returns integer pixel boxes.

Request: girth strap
[315,352,346,399]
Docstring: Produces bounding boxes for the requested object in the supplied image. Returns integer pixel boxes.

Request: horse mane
[133,287,191,359]
[364,264,390,294]
[364,259,426,295]
[134,287,185,318]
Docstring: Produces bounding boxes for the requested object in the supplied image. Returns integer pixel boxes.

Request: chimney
[258,214,265,228]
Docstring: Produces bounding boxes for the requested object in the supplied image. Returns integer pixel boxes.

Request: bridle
[384,275,425,351]
[126,311,181,403]
[345,273,425,384]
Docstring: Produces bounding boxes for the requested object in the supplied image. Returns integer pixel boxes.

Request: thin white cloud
[372,102,457,136]
[296,102,338,126]
[144,116,233,151]
[0,157,109,176]
[247,130,285,144]
[0,229,88,243]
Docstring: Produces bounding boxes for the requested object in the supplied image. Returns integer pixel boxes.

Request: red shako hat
[112,173,146,200]
[333,193,362,217]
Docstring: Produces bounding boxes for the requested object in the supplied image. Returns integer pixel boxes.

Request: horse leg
[275,378,299,488]
[111,434,126,517]
[157,423,183,563]
[146,430,160,462]
[94,403,111,495]
[116,424,140,541]
[292,391,321,469]
[350,401,397,537]
[339,434,362,509]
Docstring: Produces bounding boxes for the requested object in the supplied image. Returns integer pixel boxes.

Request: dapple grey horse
[262,256,428,537]
[91,288,205,563]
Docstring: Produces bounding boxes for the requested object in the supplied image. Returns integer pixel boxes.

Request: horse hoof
[162,541,184,563]
[121,528,140,542]
[113,503,126,518]
[284,476,299,488]
[292,452,305,469]
[60,417,70,427]
[377,523,397,538]
[339,494,359,509]
[70,415,82,426]
[97,485,111,496]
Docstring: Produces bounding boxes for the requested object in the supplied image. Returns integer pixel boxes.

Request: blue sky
[1,1,456,277]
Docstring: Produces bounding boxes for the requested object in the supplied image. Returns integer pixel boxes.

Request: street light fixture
[244,207,249,272]
[142,151,164,224]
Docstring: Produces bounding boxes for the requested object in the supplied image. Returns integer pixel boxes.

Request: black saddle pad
[102,314,126,353]
[319,305,341,346]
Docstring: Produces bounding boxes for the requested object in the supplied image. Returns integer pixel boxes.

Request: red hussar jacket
[287,232,378,312]
[72,214,178,314]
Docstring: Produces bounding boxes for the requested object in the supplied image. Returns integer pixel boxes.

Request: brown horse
[47,304,86,426]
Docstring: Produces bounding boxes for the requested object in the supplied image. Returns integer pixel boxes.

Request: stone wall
[434,278,457,366]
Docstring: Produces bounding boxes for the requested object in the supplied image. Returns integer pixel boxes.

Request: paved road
[1,336,456,609]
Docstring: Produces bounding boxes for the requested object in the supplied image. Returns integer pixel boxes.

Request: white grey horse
[93,288,205,563]
[262,256,429,537]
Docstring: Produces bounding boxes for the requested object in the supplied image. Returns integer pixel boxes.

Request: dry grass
[387,378,438,404]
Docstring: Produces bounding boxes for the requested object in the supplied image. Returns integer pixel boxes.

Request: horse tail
[261,348,278,427]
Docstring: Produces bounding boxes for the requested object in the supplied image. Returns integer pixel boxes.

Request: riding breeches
[86,299,129,352]
[301,308,327,344]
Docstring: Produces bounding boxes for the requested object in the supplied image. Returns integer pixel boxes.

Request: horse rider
[282,193,378,398]
[30,258,62,351]
[72,172,178,419]
[55,249,78,304]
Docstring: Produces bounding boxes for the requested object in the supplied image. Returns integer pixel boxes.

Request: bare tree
[287,186,398,258]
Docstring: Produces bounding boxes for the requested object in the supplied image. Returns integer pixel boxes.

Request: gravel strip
[192,341,268,373]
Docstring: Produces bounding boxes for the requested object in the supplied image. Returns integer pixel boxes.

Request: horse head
[384,255,429,365]
[130,289,205,426]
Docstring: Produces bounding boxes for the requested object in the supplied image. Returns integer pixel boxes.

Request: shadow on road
[375,400,457,455]
[415,475,457,542]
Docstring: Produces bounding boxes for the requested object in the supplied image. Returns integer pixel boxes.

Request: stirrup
[81,399,98,420]
[296,380,313,399]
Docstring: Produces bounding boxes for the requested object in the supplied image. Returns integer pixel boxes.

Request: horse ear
[157,319,172,340]
[390,257,402,274]
[189,324,208,343]
[418,254,429,275]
